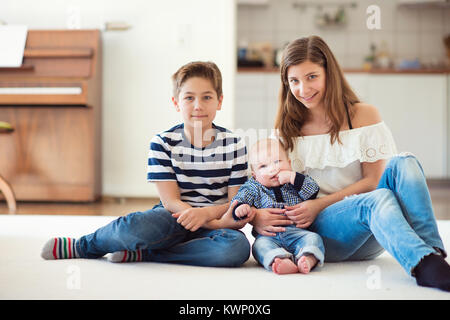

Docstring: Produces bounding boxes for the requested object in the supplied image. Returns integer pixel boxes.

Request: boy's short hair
[172,61,223,99]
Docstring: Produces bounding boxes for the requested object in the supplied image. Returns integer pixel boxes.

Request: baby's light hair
[248,138,287,171]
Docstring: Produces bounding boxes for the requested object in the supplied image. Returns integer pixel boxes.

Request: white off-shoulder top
[288,121,398,198]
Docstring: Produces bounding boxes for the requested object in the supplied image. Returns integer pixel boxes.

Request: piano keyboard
[0,87,82,95]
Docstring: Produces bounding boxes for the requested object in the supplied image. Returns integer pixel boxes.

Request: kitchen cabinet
[235,72,449,178]
[237,0,269,5]
[398,0,450,6]
[235,73,279,130]
[367,74,447,178]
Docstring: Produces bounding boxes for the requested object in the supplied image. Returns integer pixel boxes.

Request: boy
[41,61,252,267]
[231,138,325,274]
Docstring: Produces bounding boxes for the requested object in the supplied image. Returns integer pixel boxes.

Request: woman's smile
[300,92,318,102]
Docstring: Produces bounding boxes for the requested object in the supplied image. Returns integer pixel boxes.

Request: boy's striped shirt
[147,123,248,207]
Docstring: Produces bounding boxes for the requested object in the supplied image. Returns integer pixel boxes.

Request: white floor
[1,214,449,300]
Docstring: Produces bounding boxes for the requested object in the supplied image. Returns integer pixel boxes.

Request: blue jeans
[252,225,325,271]
[309,154,446,275]
[76,204,251,267]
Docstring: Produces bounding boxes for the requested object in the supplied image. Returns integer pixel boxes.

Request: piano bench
[0,174,16,214]
[0,122,17,214]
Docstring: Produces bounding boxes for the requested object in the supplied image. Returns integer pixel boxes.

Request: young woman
[251,35,450,291]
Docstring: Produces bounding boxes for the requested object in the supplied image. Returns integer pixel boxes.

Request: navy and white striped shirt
[147,123,248,207]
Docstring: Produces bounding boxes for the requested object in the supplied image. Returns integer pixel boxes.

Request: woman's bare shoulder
[351,102,383,129]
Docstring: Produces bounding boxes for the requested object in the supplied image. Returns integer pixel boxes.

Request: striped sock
[108,250,143,263]
[41,237,80,260]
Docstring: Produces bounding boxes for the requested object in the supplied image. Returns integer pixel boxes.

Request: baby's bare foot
[271,257,298,275]
[297,255,318,274]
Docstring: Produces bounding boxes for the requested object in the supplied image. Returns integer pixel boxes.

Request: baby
[231,138,325,274]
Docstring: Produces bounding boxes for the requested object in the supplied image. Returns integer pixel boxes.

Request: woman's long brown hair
[274,36,360,151]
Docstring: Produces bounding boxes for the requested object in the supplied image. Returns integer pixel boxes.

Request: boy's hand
[277,170,295,185]
[235,203,252,219]
[172,207,211,232]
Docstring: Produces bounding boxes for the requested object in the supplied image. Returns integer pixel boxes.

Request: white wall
[2,0,237,197]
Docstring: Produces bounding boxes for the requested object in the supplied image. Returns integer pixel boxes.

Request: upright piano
[0,30,102,202]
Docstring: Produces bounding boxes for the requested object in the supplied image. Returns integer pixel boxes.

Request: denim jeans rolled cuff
[76,241,85,258]
[295,245,325,267]
[433,247,447,258]
[261,248,293,271]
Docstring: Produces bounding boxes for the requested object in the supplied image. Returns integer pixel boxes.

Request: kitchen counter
[237,67,450,74]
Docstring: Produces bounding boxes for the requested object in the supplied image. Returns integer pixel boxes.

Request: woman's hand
[284,199,324,228]
[251,207,294,236]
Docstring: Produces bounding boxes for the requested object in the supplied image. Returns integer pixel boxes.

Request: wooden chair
[0,121,17,213]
